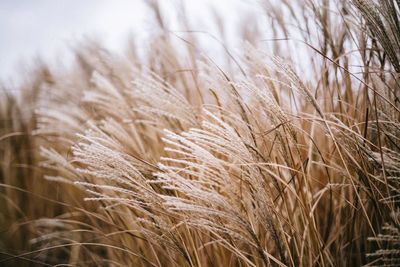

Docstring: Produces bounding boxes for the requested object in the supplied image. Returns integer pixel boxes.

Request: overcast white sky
[0,0,259,84]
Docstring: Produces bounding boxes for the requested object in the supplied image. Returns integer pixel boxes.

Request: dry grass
[1,0,399,266]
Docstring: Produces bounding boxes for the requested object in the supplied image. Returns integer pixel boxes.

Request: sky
[0,0,259,85]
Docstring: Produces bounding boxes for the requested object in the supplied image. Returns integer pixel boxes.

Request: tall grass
[1,0,399,266]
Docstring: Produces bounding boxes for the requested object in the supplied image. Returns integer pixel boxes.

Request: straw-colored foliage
[1,0,399,266]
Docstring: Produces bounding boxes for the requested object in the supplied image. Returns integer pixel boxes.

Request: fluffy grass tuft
[1,0,399,266]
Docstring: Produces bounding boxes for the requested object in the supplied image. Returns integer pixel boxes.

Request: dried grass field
[0,0,399,266]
